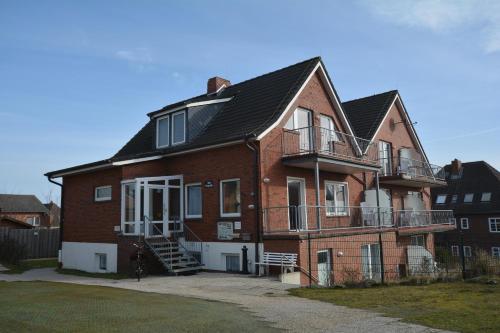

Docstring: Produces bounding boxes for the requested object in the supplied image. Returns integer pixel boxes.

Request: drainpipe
[375,171,385,284]
[314,160,321,230]
[245,134,261,274]
[47,176,64,268]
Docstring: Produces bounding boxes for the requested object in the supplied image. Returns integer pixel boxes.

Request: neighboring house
[0,194,49,228]
[46,57,453,284]
[432,160,500,258]
[44,201,61,227]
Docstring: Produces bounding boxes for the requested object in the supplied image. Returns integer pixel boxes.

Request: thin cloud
[361,0,500,53]
[426,126,500,143]
[115,47,153,64]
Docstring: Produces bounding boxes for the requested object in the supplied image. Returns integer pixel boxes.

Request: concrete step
[171,266,203,274]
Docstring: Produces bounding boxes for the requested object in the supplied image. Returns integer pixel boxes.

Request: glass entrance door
[144,185,165,237]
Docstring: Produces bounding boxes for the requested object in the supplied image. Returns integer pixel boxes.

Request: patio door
[287,177,307,231]
[285,108,312,152]
[317,250,332,286]
[142,176,183,238]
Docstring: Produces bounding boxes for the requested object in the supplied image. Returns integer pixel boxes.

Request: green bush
[0,239,26,264]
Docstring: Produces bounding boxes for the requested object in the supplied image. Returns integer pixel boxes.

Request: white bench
[257,252,298,275]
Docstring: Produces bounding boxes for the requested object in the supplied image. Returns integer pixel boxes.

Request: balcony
[282,126,380,174]
[379,152,446,188]
[262,205,455,236]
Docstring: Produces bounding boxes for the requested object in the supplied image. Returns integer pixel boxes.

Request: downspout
[245,134,261,274]
[47,176,64,268]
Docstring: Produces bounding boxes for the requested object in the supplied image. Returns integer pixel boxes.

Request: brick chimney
[207,76,230,94]
[451,158,462,174]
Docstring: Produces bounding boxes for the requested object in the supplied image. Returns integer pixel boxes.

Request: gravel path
[1,269,454,333]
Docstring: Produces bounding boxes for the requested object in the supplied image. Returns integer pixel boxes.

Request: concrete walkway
[0,269,454,333]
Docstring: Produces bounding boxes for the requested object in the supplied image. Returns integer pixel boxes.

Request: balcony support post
[314,160,321,230]
[375,171,385,284]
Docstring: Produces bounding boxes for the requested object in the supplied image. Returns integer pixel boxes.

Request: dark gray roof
[431,161,500,214]
[113,57,320,160]
[0,194,49,213]
[342,90,398,141]
[46,57,322,177]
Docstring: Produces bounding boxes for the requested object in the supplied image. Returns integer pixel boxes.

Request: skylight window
[463,193,474,203]
[481,192,491,202]
[435,194,447,204]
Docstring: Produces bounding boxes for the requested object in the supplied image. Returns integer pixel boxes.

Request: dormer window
[172,111,186,145]
[156,110,186,148]
[156,115,170,148]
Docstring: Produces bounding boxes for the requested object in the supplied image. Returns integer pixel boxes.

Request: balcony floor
[379,174,447,188]
[282,153,380,174]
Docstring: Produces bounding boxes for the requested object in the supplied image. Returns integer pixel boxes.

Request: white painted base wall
[183,241,263,274]
[62,242,118,273]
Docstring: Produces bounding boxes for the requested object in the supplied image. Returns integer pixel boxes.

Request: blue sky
[1,0,499,204]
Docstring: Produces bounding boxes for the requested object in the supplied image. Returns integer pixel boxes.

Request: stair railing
[171,217,203,267]
[143,216,174,271]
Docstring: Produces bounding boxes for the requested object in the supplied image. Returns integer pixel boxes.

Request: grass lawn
[1,258,58,274]
[0,281,279,333]
[290,281,499,333]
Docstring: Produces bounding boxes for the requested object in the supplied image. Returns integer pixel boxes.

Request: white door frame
[286,177,307,231]
[317,249,331,286]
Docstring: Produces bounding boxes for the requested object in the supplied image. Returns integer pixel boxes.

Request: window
[378,141,392,176]
[492,247,500,258]
[26,216,40,226]
[435,194,447,204]
[95,185,112,201]
[481,192,492,202]
[489,218,500,233]
[172,111,186,145]
[463,246,472,257]
[451,194,458,203]
[96,253,107,271]
[156,115,170,148]
[450,218,457,226]
[285,108,312,152]
[463,193,474,203]
[410,235,425,247]
[461,218,469,230]
[319,115,339,152]
[220,179,241,217]
[185,183,202,218]
[451,245,459,256]
[361,244,381,281]
[121,182,137,234]
[325,181,348,216]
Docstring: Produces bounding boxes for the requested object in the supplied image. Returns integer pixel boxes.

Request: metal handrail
[169,217,203,267]
[143,216,174,271]
[379,155,445,181]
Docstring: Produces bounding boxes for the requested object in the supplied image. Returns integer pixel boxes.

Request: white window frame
[171,110,186,145]
[96,253,107,271]
[156,114,170,148]
[460,217,469,230]
[324,181,349,217]
[95,185,112,202]
[489,217,500,233]
[481,192,491,202]
[121,181,137,235]
[27,216,40,226]
[435,194,447,204]
[450,217,457,226]
[463,193,474,203]
[220,178,241,218]
[492,247,500,258]
[410,235,425,247]
[185,183,202,219]
[463,246,472,257]
[451,245,459,257]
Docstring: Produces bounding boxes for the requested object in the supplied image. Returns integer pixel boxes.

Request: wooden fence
[0,227,59,259]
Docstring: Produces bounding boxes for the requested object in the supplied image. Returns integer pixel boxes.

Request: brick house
[46,57,453,284]
[432,160,500,259]
[0,194,50,229]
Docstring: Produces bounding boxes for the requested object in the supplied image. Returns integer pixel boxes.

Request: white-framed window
[489,217,500,233]
[220,179,241,217]
[185,183,202,219]
[121,182,137,235]
[156,115,170,148]
[492,247,500,258]
[460,218,469,230]
[463,193,474,203]
[325,181,348,216]
[172,110,186,145]
[450,217,457,226]
[463,246,472,257]
[319,114,339,152]
[481,192,491,202]
[450,194,458,203]
[26,216,40,226]
[435,194,447,204]
[410,235,425,247]
[378,141,392,176]
[95,185,112,202]
[96,253,107,271]
[451,245,459,257]
[361,243,381,281]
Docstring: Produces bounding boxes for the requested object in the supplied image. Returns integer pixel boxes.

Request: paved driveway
[1,269,454,333]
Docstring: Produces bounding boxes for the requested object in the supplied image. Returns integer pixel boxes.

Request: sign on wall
[217,222,234,240]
